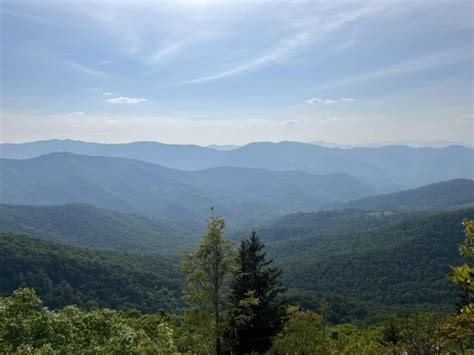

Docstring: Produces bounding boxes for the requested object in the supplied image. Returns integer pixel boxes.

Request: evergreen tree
[181,215,236,355]
[227,231,286,354]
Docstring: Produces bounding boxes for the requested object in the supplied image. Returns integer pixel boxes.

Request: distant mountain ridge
[1,139,472,191]
[331,178,474,211]
[0,152,372,224]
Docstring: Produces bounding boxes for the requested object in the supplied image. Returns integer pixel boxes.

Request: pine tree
[227,231,286,354]
[181,215,236,355]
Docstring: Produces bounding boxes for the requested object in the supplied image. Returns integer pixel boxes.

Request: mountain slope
[2,139,472,191]
[0,233,182,312]
[333,179,474,211]
[252,208,474,309]
[0,203,194,254]
[0,153,372,224]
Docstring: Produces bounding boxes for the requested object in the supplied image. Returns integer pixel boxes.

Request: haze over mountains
[332,179,474,211]
[1,139,473,192]
[0,152,371,224]
[1,137,474,323]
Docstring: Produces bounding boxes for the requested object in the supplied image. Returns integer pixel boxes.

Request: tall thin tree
[181,215,236,355]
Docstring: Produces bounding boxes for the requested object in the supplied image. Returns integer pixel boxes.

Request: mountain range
[2,139,473,191]
[330,178,474,211]
[0,152,372,224]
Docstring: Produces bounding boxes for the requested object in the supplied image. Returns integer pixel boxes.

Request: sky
[0,0,473,146]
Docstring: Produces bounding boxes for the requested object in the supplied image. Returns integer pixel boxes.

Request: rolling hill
[2,139,472,191]
[2,207,472,322]
[0,152,372,224]
[331,178,474,211]
[252,208,474,310]
[0,203,194,254]
[0,233,182,313]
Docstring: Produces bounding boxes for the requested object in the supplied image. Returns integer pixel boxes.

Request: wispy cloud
[149,42,186,63]
[176,31,312,85]
[314,48,471,90]
[176,4,382,85]
[340,97,356,101]
[2,10,51,25]
[58,59,108,79]
[95,59,113,66]
[103,92,113,96]
[105,97,147,104]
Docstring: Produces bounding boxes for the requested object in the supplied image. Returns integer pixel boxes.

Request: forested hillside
[333,178,474,211]
[2,208,472,320]
[257,208,474,311]
[2,217,472,354]
[0,152,371,223]
[0,203,194,253]
[0,233,182,312]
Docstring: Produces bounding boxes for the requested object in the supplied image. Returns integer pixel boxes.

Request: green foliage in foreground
[227,231,287,354]
[1,216,473,354]
[2,208,473,324]
[2,288,472,354]
[180,216,237,355]
[269,306,473,354]
[449,219,474,314]
[0,288,178,354]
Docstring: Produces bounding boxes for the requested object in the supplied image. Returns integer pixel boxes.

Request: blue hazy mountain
[330,178,474,211]
[1,139,473,192]
[0,152,372,224]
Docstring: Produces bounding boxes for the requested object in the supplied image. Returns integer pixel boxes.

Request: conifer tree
[227,231,286,354]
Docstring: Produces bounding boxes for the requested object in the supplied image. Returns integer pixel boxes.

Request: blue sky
[1,0,473,145]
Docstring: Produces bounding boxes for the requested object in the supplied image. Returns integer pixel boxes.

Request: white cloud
[280,120,298,126]
[340,97,356,101]
[305,97,336,104]
[105,96,148,104]
[68,111,86,115]
[103,92,113,96]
